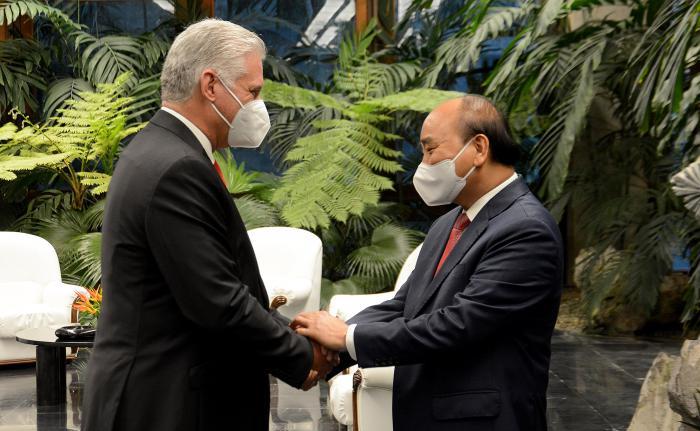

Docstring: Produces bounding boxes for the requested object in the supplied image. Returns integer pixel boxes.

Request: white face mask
[210,76,271,148]
[413,137,477,206]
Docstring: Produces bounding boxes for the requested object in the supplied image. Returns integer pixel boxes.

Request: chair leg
[352,370,362,431]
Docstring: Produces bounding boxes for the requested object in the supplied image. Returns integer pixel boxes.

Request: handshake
[289,310,350,391]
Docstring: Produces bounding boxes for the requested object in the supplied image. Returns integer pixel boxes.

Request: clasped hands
[290,311,349,390]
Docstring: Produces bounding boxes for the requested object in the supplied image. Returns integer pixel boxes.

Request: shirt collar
[160,107,215,164]
[464,172,519,221]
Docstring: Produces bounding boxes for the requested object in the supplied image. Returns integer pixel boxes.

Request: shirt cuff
[345,324,358,360]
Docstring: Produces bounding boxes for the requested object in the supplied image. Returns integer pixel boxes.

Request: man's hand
[292,311,349,351]
[301,340,340,390]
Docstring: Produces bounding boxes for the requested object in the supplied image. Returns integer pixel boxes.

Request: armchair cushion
[43,283,87,307]
[0,303,69,338]
[329,373,354,426]
[0,281,43,306]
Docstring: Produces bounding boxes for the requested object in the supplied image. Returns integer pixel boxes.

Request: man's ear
[200,69,218,103]
[473,134,490,167]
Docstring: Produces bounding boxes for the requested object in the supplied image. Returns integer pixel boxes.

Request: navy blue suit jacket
[343,178,563,431]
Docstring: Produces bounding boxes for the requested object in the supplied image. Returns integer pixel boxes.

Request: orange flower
[73,287,102,317]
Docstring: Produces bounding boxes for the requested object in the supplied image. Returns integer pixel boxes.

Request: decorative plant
[73,286,101,327]
[0,0,168,120]
[412,0,700,328]
[0,72,143,210]
[262,21,462,230]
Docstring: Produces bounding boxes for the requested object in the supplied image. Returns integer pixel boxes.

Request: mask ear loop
[454,136,478,179]
[210,75,245,128]
[216,75,245,108]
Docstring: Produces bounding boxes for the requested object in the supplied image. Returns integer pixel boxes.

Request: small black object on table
[16,326,94,407]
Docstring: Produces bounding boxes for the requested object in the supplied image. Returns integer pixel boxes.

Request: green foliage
[412,0,699,328]
[346,223,424,288]
[0,73,144,208]
[0,38,49,114]
[0,0,79,30]
[42,78,93,120]
[319,202,425,305]
[0,0,168,119]
[423,3,532,87]
[33,200,104,287]
[264,22,461,229]
[629,0,700,132]
[234,195,281,230]
[271,116,402,229]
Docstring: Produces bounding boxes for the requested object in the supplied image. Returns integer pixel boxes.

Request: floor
[0,331,682,431]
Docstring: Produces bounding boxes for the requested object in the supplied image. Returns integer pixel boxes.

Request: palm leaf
[629,0,700,130]
[0,38,49,114]
[42,78,93,120]
[76,35,145,85]
[424,4,531,87]
[672,157,700,218]
[233,195,280,230]
[346,223,424,290]
[0,0,79,30]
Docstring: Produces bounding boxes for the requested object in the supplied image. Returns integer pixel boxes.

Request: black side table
[16,326,93,407]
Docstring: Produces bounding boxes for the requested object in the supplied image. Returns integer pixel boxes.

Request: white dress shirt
[161,107,215,164]
[345,172,519,360]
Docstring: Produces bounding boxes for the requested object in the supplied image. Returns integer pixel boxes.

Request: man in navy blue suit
[293,94,563,430]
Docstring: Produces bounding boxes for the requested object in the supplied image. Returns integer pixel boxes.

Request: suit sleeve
[325,272,414,378]
[352,219,562,368]
[145,156,312,388]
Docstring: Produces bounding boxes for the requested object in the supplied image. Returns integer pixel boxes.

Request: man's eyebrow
[250,85,262,92]
[420,136,433,146]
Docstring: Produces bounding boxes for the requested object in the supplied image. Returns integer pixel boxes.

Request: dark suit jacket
[82,110,313,431]
[336,178,563,431]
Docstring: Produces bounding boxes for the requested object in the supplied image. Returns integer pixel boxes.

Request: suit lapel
[408,214,488,319]
[150,110,270,308]
[149,110,211,164]
[412,207,461,295]
[408,178,531,319]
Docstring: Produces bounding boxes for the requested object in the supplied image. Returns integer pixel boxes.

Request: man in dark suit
[294,95,563,430]
[82,20,334,431]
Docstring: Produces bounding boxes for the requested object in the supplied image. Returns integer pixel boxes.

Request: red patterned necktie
[435,212,471,276]
[213,160,228,187]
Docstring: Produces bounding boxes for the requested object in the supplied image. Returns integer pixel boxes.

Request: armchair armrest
[42,283,88,308]
[352,367,395,431]
[353,367,394,391]
[328,291,396,321]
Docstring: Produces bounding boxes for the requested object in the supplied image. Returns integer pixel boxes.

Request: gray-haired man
[81,19,334,431]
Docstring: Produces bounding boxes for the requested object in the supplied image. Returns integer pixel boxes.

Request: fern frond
[360,89,464,113]
[0,152,72,180]
[77,171,111,196]
[262,80,346,111]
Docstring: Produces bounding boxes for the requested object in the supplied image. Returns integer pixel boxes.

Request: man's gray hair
[160,18,266,103]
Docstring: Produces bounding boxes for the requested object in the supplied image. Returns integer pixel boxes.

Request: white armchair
[247,226,323,320]
[248,227,324,429]
[327,243,423,430]
[0,231,87,364]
